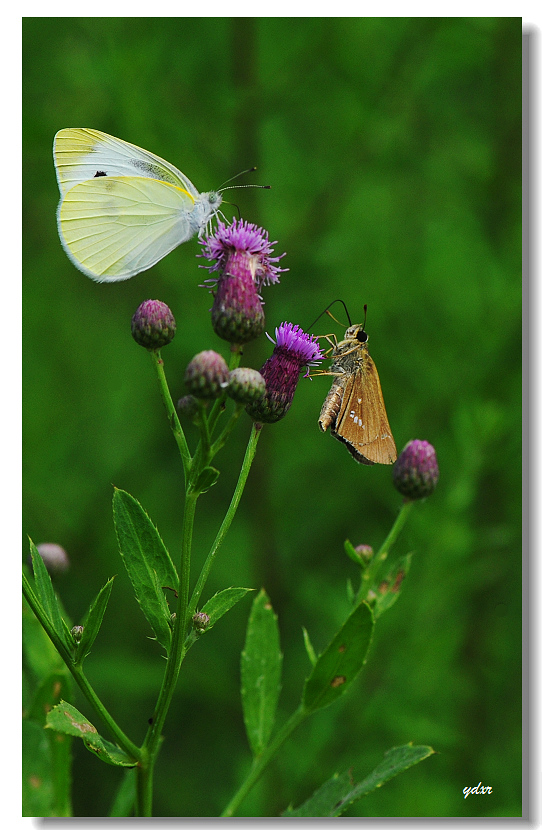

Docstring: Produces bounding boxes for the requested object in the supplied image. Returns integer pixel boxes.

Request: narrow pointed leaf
[302,601,374,713]
[344,538,369,568]
[113,488,176,652]
[241,589,283,756]
[76,576,115,664]
[200,587,254,628]
[302,626,317,667]
[283,743,435,816]
[29,540,67,646]
[193,465,220,493]
[371,553,412,619]
[109,769,137,817]
[46,701,137,767]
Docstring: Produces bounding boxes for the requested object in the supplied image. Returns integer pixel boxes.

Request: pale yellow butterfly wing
[54,128,199,197]
[58,176,196,281]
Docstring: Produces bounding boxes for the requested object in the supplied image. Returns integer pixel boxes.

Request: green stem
[221,706,307,817]
[188,422,262,616]
[22,572,140,762]
[210,403,244,459]
[150,350,191,474]
[139,490,199,814]
[207,345,243,434]
[356,499,414,605]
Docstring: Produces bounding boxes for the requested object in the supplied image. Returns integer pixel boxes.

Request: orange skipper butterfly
[316,304,397,466]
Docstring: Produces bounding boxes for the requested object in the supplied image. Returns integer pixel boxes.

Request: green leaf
[241,589,283,757]
[23,593,65,677]
[283,743,435,816]
[193,465,220,493]
[371,553,412,619]
[302,602,374,714]
[200,586,254,628]
[113,488,178,652]
[29,540,67,647]
[344,538,368,567]
[46,701,137,767]
[23,719,55,817]
[302,626,317,667]
[109,768,136,817]
[26,671,73,726]
[76,577,115,664]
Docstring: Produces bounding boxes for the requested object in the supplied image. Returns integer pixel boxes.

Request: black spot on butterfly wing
[94,171,107,178]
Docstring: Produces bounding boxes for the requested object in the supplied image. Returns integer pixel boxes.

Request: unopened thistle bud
[177,394,199,420]
[71,625,84,643]
[184,350,229,399]
[245,322,324,423]
[354,544,374,563]
[392,439,439,500]
[199,218,287,344]
[131,300,176,350]
[192,612,211,634]
[227,367,266,404]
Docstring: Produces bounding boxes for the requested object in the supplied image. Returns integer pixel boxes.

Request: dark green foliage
[23,17,521,817]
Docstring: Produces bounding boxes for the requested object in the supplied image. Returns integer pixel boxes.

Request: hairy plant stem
[22,572,141,762]
[150,350,191,477]
[138,490,198,815]
[189,422,262,616]
[137,349,259,816]
[355,498,414,605]
[221,705,307,817]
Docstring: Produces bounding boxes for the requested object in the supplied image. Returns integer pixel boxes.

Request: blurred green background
[23,17,521,817]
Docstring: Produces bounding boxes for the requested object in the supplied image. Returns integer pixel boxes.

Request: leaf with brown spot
[302,602,374,713]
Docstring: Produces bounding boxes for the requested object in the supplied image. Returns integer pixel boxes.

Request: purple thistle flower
[199,219,287,344]
[392,439,440,500]
[246,322,324,423]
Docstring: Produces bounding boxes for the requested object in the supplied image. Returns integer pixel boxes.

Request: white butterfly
[53,128,222,282]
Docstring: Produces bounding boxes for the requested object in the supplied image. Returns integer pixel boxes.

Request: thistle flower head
[245,322,324,423]
[131,300,176,350]
[199,219,287,344]
[392,439,439,500]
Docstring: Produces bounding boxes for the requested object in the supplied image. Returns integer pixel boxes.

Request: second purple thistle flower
[246,322,324,423]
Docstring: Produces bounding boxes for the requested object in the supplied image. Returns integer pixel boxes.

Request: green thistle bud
[177,394,199,420]
[392,440,439,500]
[226,368,266,404]
[184,350,229,399]
[131,300,176,350]
[71,625,84,643]
[192,612,210,634]
[354,544,374,563]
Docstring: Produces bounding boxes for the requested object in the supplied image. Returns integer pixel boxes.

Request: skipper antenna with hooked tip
[306,299,353,333]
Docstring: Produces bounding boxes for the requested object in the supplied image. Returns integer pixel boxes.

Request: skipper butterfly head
[344,324,369,344]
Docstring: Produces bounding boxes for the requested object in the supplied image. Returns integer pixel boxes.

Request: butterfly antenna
[218,167,271,192]
[360,304,368,333]
[307,299,352,332]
